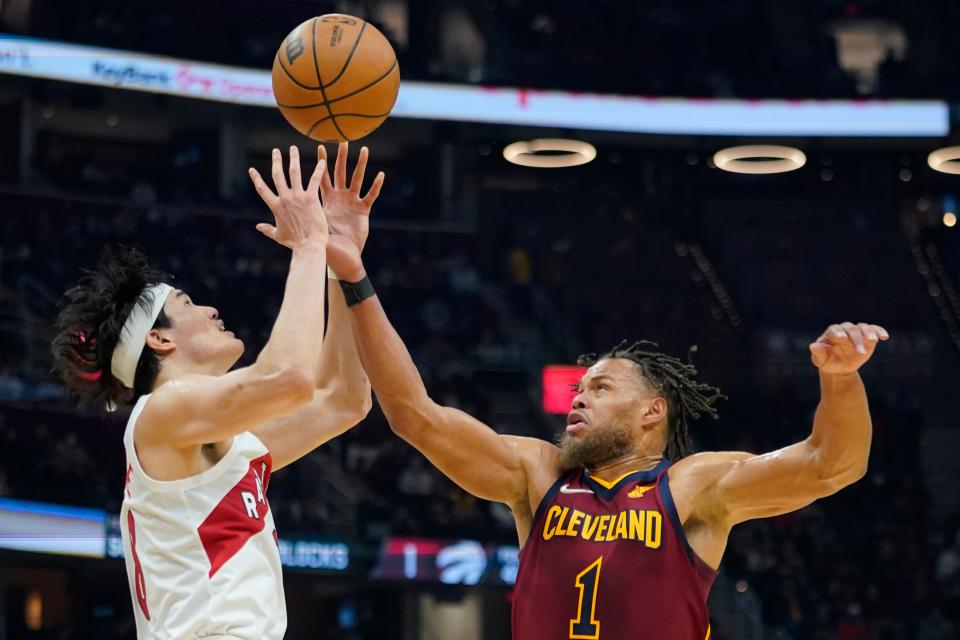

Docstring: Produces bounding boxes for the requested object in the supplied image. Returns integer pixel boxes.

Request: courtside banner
[0,34,275,105]
[103,515,355,573]
[371,537,519,586]
[0,34,949,136]
[0,498,106,558]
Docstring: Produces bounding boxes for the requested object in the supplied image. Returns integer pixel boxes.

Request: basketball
[272,14,400,142]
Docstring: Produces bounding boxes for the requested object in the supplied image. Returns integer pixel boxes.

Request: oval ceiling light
[928,147,960,175]
[713,145,806,174]
[503,138,597,168]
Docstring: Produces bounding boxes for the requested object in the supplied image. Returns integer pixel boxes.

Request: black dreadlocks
[577,340,725,462]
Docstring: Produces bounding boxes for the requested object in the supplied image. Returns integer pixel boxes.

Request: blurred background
[1,1,959,638]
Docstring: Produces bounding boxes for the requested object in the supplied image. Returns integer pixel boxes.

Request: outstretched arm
[251,280,372,470]
[322,144,561,542]
[677,322,889,531]
[250,143,386,470]
[139,147,329,449]
[341,288,561,544]
[344,291,557,509]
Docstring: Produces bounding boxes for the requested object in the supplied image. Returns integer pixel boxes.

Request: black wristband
[338,275,376,307]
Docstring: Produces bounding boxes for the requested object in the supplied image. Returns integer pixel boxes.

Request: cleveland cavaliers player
[51,146,381,639]
[317,146,891,639]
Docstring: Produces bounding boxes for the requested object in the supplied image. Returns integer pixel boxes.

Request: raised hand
[317,142,385,252]
[248,146,328,249]
[809,322,890,374]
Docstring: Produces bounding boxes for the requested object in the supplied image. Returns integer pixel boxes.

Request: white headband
[110,283,174,388]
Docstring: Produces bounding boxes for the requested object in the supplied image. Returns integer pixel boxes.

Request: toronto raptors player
[51,146,380,639]
[319,147,891,640]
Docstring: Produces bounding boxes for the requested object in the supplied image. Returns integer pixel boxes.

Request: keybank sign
[91,60,170,88]
[0,33,949,136]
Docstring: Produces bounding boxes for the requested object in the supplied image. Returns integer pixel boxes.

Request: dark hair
[577,340,725,461]
[51,246,173,409]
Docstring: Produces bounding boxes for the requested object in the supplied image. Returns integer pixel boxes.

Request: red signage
[542,365,587,414]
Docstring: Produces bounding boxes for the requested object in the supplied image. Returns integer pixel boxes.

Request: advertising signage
[0,33,948,137]
[2,499,521,586]
[103,515,354,574]
[372,537,520,587]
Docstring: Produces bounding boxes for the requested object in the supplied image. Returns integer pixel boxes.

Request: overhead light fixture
[713,145,806,174]
[928,147,960,174]
[503,138,596,168]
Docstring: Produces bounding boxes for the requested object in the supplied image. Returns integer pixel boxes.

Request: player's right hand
[317,142,385,254]
[249,146,329,250]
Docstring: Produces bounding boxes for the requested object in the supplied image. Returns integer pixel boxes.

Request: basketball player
[316,143,890,639]
[51,146,380,639]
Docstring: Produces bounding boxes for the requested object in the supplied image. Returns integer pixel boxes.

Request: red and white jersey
[120,394,286,640]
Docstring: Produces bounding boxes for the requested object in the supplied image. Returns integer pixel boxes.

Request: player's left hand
[809,322,890,374]
[316,142,385,253]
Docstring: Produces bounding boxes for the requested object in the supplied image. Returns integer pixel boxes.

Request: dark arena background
[1,1,960,639]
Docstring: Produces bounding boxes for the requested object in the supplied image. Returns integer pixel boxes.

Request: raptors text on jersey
[120,394,287,640]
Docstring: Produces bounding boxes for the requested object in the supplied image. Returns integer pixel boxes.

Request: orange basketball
[272,14,400,142]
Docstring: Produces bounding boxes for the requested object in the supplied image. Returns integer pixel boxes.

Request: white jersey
[119,394,286,640]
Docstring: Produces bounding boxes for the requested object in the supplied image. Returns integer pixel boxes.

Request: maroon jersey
[512,459,716,640]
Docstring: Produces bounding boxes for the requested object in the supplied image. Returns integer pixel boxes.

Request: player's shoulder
[137,374,219,440]
[143,373,216,410]
[500,435,564,502]
[668,451,754,485]
[666,451,754,525]
[501,435,561,471]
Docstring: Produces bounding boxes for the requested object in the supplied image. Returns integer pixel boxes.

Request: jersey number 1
[570,556,602,639]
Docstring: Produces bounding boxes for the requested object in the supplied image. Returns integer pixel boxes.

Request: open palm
[317,142,385,253]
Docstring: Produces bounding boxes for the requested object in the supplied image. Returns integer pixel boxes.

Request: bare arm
[251,147,329,376]
[342,291,561,545]
[249,143,391,469]
[349,293,561,541]
[320,143,560,530]
[680,322,889,529]
[714,371,872,523]
[347,292,543,506]
[138,147,329,448]
[139,367,315,448]
[252,279,372,470]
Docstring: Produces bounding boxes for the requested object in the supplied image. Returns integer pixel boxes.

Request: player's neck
[585,452,664,484]
[154,356,226,388]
